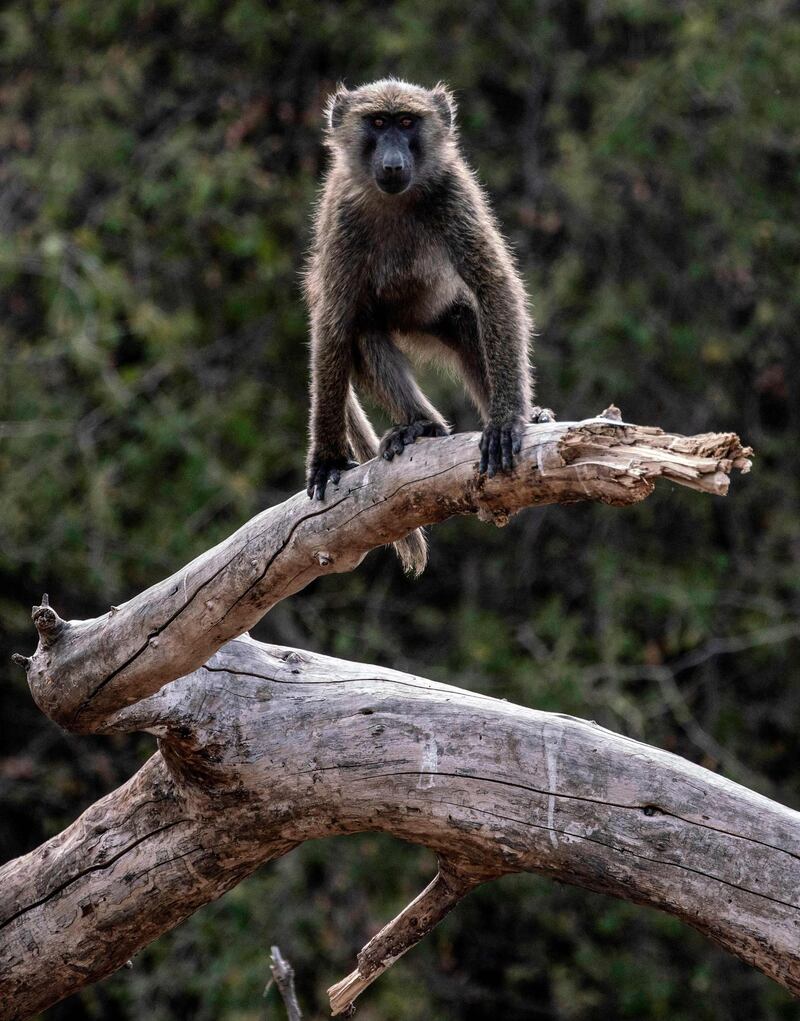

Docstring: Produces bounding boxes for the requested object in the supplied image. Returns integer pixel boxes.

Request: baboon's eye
[399,116,414,129]
[372,117,386,129]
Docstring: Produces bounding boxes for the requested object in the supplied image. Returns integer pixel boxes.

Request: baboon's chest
[368,241,462,332]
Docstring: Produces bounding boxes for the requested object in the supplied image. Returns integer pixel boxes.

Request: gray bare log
[18,417,751,733]
[1,637,797,1020]
[2,416,767,1018]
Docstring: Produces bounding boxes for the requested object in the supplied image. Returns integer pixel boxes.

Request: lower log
[1,635,798,1017]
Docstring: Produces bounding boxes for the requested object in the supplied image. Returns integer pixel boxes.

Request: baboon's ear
[431,83,456,131]
[327,85,351,130]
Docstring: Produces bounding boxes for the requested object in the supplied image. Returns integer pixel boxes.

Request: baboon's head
[325,79,457,196]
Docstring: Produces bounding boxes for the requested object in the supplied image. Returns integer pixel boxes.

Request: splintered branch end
[328,862,484,1016]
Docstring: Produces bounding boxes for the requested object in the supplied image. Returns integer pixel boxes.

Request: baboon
[304,78,549,575]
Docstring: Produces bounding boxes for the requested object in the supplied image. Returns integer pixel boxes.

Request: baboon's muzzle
[375,145,412,194]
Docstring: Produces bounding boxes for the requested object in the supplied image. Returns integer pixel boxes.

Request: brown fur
[304,79,542,575]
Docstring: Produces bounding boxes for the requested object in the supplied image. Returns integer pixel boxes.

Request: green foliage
[1,1,798,1018]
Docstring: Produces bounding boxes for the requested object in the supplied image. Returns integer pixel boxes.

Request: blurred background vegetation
[1,0,798,1017]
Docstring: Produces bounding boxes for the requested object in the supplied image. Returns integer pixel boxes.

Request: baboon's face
[361,111,420,195]
[326,81,456,196]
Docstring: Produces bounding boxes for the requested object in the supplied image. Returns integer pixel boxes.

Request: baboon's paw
[379,420,449,461]
[479,419,524,477]
[306,456,359,500]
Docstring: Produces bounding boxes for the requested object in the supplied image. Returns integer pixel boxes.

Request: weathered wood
[2,637,797,1019]
[0,746,289,1020]
[18,417,751,734]
[327,862,481,1015]
[3,416,765,1018]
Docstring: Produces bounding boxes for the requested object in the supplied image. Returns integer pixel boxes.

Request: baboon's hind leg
[355,333,450,460]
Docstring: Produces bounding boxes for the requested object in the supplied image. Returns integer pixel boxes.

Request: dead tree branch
[17,415,751,734]
[1,414,766,1019]
[327,861,480,1014]
[2,636,797,1020]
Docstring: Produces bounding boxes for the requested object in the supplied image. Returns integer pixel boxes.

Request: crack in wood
[0,820,186,931]
[208,493,354,629]
[406,797,800,910]
[351,770,800,861]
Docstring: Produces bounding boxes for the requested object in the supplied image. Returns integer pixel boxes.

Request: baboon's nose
[376,147,411,193]
[382,150,405,174]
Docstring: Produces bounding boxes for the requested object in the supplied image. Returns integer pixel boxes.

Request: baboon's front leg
[306,309,358,500]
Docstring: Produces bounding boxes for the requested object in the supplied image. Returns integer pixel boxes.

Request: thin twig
[268,945,303,1021]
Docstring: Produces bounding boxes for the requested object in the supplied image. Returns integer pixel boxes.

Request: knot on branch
[31,593,66,647]
[600,403,623,421]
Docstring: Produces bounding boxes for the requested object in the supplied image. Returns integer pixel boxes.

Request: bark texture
[22,416,750,733]
[2,638,797,1019]
[2,416,768,1019]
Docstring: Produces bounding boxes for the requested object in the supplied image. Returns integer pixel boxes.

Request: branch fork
[0,410,770,1021]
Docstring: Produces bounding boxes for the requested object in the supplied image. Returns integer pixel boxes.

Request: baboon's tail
[346,388,428,576]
